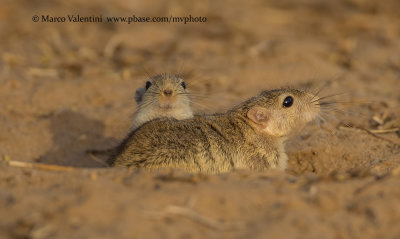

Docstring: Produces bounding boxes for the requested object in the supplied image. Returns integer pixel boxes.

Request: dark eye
[145,81,152,90]
[181,82,186,89]
[283,96,293,107]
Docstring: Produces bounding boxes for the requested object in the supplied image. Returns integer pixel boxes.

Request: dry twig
[146,205,244,231]
[87,152,110,167]
[369,128,399,134]
[5,160,77,172]
[338,125,399,145]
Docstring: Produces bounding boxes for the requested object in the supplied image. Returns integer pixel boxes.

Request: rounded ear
[134,87,146,104]
[247,107,270,129]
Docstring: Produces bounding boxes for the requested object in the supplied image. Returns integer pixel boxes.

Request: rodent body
[110,88,320,173]
[132,74,193,129]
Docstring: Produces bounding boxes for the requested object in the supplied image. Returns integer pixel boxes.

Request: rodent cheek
[264,123,286,137]
[263,112,288,137]
[304,105,319,122]
[141,95,155,104]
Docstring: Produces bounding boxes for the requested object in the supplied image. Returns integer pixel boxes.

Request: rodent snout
[163,89,173,96]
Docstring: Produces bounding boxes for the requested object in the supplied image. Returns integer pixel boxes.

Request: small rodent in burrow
[109,88,321,173]
[131,73,193,130]
[87,74,193,158]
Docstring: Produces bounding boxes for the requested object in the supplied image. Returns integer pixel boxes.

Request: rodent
[131,73,193,129]
[109,88,320,173]
[87,73,193,158]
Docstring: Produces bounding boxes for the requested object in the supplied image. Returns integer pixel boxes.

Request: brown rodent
[87,73,193,157]
[109,88,320,173]
[131,73,193,129]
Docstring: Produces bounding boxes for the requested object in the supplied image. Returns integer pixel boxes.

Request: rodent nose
[163,89,173,96]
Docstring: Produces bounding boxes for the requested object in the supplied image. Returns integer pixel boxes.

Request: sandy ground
[1,0,400,238]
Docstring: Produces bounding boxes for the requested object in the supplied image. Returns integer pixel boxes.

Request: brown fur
[110,88,320,173]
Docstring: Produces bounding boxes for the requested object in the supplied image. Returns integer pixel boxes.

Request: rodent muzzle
[159,89,176,109]
[163,89,173,97]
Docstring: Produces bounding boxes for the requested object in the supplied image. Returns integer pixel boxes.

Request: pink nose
[163,89,173,96]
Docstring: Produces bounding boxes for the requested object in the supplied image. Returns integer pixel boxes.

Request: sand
[1,0,400,238]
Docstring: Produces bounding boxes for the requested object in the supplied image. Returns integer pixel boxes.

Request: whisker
[137,98,157,110]
[176,92,206,97]
[319,111,339,122]
[311,81,331,101]
[317,114,327,123]
[316,101,355,106]
[320,108,371,120]
[190,101,215,112]
[312,92,347,103]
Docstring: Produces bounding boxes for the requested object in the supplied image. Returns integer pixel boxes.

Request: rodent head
[134,73,190,111]
[232,88,320,137]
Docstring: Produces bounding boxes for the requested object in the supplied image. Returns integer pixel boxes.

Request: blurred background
[1,0,399,166]
[1,0,400,238]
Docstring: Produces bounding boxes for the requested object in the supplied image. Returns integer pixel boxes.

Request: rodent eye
[145,81,152,90]
[181,82,186,89]
[283,96,293,108]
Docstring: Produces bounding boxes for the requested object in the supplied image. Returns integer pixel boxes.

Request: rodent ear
[247,107,270,128]
[134,87,146,104]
